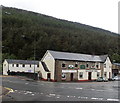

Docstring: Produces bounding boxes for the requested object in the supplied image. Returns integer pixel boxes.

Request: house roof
[48,50,108,62]
[5,59,39,65]
[113,63,120,66]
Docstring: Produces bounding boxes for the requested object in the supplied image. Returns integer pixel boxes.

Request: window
[16,64,19,67]
[22,64,25,67]
[96,65,99,68]
[62,63,66,67]
[104,72,107,77]
[79,72,83,78]
[12,64,14,67]
[80,65,85,69]
[4,64,6,66]
[86,64,89,68]
[37,64,39,67]
[97,72,100,77]
[75,64,78,67]
[62,73,66,79]
[30,64,31,67]
[104,64,106,68]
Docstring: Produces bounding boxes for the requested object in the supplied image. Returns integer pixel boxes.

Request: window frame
[62,63,66,68]
[75,64,78,67]
[79,72,83,78]
[62,73,66,79]
[22,64,25,67]
[16,64,19,67]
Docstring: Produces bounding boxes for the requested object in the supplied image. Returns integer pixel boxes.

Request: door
[47,73,51,81]
[88,72,92,80]
[71,73,74,81]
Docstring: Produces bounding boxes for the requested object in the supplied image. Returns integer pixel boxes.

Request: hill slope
[2,6,120,62]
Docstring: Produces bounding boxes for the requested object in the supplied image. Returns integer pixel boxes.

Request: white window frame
[62,73,66,79]
[79,72,83,78]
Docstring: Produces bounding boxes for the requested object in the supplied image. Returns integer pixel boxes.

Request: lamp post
[21,35,36,80]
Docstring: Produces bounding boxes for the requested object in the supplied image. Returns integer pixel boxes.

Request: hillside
[2,6,120,62]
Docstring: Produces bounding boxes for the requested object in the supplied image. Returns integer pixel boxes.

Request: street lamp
[21,35,36,80]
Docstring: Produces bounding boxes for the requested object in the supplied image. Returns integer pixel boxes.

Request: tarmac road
[1,76,120,102]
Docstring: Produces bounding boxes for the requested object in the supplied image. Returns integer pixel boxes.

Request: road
[1,76,120,102]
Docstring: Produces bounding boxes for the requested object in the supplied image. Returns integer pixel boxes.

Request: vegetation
[2,6,120,63]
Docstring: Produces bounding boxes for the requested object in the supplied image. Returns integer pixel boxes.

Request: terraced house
[39,50,112,82]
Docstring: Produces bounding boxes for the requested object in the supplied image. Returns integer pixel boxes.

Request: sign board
[86,70,98,72]
[28,70,32,72]
[68,65,74,69]
[62,70,77,73]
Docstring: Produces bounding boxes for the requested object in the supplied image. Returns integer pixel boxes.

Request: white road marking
[26,91,32,94]
[91,89,95,91]
[31,94,35,96]
[91,97,98,100]
[91,97,103,100]
[46,95,52,97]
[78,96,88,99]
[49,94,56,96]
[24,93,28,95]
[67,96,70,97]
[76,88,83,90]
[40,93,43,94]
[107,99,119,101]
[25,83,29,84]
[14,90,17,92]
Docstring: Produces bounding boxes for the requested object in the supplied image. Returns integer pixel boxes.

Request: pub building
[39,50,112,82]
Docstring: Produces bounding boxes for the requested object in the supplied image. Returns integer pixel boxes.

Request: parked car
[96,77,108,82]
[112,76,120,81]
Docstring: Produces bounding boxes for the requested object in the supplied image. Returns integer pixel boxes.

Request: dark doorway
[70,73,74,81]
[47,73,51,81]
[88,72,92,80]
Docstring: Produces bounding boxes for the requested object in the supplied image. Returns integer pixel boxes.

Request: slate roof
[113,63,120,66]
[48,50,108,62]
[5,59,39,65]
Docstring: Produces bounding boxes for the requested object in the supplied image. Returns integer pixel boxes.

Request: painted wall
[103,57,112,79]
[3,60,40,75]
[42,51,55,80]
[39,62,47,79]
[3,60,9,75]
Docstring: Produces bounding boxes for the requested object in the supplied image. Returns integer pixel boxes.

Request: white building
[3,59,40,75]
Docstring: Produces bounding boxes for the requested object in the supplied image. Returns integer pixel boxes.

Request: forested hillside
[2,6,120,62]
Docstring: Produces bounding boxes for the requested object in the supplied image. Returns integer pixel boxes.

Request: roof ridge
[48,50,108,56]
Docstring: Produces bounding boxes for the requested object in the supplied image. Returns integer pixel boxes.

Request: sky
[1,0,119,33]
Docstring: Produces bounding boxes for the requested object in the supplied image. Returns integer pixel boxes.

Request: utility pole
[21,34,36,80]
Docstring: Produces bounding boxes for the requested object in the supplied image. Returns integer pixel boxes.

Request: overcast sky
[1,0,119,33]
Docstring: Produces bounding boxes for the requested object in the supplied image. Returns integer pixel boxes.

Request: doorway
[47,73,51,81]
[88,72,92,80]
[70,73,74,81]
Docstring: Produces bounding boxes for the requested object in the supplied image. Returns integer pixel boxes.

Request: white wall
[39,62,47,79]
[8,64,39,73]
[42,51,55,80]
[3,60,40,74]
[3,60,9,75]
[78,70,101,80]
[103,57,112,79]
[78,70,88,80]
